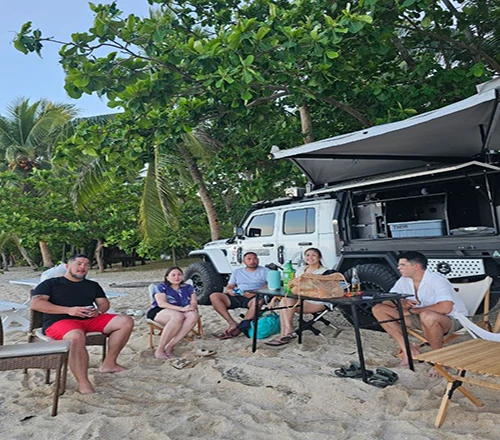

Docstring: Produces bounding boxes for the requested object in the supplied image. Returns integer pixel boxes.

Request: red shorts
[45,314,117,340]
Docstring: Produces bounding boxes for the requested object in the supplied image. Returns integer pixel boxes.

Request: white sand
[1,264,499,439]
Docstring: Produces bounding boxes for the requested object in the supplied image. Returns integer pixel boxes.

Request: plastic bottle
[282,260,296,294]
[351,267,361,294]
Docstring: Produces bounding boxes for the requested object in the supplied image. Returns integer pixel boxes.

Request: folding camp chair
[407,276,492,347]
[452,311,500,342]
[147,283,204,349]
[300,307,342,338]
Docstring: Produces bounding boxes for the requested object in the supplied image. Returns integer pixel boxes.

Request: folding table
[414,339,500,427]
[249,288,414,383]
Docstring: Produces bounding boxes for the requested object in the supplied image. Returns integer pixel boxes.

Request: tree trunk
[171,247,177,266]
[94,238,105,273]
[39,241,54,268]
[12,235,38,270]
[178,144,221,241]
[299,104,314,144]
[1,252,8,271]
[61,243,67,263]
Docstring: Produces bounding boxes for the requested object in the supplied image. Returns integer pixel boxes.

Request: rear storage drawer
[389,220,445,238]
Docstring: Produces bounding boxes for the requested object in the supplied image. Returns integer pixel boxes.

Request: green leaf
[421,16,432,28]
[326,50,339,59]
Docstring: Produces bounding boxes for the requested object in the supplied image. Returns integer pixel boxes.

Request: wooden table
[414,339,500,427]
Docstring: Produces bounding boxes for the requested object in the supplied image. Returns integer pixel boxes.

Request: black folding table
[249,288,414,383]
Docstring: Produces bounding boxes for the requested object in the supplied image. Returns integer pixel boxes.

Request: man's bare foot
[78,382,95,394]
[154,350,171,360]
[225,324,238,335]
[399,345,420,366]
[428,367,443,378]
[99,363,127,373]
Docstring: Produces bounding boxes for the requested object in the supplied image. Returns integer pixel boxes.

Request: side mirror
[234,226,244,237]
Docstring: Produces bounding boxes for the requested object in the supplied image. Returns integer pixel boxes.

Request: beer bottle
[351,267,361,294]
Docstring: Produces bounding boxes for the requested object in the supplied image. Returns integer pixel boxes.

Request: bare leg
[63,329,94,394]
[278,297,298,337]
[420,311,452,377]
[164,311,199,355]
[154,310,184,359]
[210,292,238,332]
[99,315,134,372]
[372,303,420,366]
[241,297,264,322]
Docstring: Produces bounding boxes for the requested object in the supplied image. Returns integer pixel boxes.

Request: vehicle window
[283,208,315,234]
[246,213,275,237]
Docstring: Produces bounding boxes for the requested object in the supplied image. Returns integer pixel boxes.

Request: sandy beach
[1,263,499,439]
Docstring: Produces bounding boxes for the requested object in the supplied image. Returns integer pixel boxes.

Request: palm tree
[0,98,78,268]
[72,129,221,272]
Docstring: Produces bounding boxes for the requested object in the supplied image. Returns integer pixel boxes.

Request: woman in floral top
[147,266,199,359]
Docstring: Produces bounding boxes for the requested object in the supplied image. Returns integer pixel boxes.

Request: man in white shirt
[210,252,269,339]
[372,251,467,375]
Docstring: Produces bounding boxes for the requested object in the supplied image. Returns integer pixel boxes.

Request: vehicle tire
[339,263,399,332]
[185,261,225,305]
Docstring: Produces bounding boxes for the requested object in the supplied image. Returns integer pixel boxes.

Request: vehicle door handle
[262,243,274,247]
[277,245,284,264]
[298,242,312,246]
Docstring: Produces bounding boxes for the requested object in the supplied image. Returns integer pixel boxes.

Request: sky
[0,0,153,117]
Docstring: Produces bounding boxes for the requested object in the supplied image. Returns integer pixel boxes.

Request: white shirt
[296,265,327,276]
[390,270,468,315]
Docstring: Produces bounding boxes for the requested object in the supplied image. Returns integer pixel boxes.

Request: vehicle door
[231,210,279,268]
[278,204,320,266]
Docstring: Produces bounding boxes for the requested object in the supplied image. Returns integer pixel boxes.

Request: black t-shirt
[32,277,107,332]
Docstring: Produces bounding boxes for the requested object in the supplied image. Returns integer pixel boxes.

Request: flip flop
[196,349,216,357]
[171,358,196,369]
[334,361,373,379]
[215,328,241,340]
[264,338,291,346]
[368,367,399,388]
[280,333,297,342]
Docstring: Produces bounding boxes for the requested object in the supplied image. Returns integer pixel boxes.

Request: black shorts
[227,295,252,309]
[147,306,163,321]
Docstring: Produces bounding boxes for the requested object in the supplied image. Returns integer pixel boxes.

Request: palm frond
[139,148,179,240]
[71,159,109,211]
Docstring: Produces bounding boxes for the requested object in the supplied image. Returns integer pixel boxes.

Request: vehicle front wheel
[184,261,225,305]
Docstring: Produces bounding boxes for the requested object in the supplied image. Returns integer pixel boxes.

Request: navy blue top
[151,283,195,308]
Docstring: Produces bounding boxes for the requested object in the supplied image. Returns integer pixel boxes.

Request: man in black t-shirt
[32,254,134,394]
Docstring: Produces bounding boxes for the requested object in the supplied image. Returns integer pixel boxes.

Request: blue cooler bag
[248,312,280,339]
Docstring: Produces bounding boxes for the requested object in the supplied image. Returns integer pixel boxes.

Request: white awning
[272,79,500,187]
[306,161,500,196]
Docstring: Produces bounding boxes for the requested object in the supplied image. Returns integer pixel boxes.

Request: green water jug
[282,260,295,294]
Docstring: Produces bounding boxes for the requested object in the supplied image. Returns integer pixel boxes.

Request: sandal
[334,361,373,379]
[264,337,292,346]
[196,349,216,357]
[280,333,297,342]
[214,328,241,339]
[171,358,196,369]
[367,367,398,388]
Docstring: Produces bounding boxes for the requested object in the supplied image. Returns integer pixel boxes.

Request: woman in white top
[266,248,328,346]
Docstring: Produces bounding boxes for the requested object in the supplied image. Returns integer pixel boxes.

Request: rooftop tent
[272,78,500,188]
